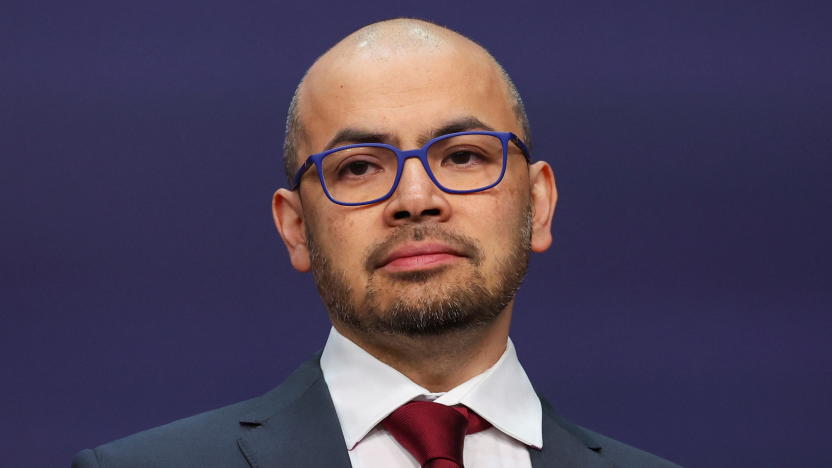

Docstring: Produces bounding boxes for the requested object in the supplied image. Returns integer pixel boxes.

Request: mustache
[364,224,483,274]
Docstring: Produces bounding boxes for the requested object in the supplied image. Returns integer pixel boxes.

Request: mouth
[376,242,466,273]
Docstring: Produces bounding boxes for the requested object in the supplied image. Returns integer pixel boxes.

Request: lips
[377,242,465,271]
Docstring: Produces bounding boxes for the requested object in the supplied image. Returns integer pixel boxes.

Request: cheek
[455,200,518,274]
[318,211,373,270]
[475,182,529,239]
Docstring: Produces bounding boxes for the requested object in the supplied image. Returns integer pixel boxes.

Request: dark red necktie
[381,400,492,468]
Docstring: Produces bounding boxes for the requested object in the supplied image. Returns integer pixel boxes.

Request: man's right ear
[272,188,311,272]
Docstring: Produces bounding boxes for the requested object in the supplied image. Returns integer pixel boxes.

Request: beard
[306,204,532,336]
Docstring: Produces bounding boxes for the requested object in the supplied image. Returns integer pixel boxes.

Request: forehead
[298,45,519,152]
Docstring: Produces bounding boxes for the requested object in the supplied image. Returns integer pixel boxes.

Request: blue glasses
[290,131,531,206]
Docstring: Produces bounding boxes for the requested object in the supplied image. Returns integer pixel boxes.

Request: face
[274,38,556,337]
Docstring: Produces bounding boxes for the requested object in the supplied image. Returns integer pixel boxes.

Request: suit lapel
[528,397,616,468]
[234,355,618,468]
[236,354,352,468]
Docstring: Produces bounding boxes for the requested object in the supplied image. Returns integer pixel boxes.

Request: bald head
[330,18,452,59]
[282,18,531,181]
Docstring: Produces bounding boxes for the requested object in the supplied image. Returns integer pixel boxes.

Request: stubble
[306,204,532,337]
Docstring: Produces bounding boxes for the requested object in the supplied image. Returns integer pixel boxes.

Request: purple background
[2,1,830,466]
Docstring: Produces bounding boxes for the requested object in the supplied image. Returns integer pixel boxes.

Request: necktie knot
[381,401,492,468]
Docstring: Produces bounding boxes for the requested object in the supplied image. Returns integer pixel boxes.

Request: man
[73,18,681,468]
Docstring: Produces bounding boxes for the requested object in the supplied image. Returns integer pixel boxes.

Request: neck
[333,306,513,392]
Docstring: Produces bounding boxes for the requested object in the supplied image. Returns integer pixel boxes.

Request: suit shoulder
[581,426,684,468]
[111,393,261,443]
[538,396,683,468]
[72,395,262,468]
[72,354,325,467]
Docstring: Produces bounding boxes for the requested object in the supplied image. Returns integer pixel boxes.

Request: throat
[333,309,511,392]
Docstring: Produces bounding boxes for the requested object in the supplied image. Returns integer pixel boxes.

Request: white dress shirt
[319,327,542,468]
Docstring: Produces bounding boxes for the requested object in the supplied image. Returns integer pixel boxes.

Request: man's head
[273,18,557,339]
[281,20,533,183]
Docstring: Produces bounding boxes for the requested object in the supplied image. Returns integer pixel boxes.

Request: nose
[382,156,451,225]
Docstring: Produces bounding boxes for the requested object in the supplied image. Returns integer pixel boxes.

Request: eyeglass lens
[320,134,505,204]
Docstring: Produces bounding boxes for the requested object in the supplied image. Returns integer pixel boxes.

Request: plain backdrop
[2,1,830,466]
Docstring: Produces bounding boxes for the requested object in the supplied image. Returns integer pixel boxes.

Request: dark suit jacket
[72,354,682,467]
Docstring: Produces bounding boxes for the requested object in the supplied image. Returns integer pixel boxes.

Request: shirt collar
[319,327,543,450]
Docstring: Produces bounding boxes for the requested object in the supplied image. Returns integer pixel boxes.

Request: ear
[528,161,558,253]
[272,188,311,272]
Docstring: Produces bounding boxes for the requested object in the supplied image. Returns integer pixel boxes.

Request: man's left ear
[528,161,557,252]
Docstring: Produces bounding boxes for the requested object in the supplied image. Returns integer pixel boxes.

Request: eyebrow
[323,129,397,151]
[418,116,496,146]
[322,115,496,151]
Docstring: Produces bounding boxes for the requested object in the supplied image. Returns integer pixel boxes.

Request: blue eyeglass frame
[289,130,531,206]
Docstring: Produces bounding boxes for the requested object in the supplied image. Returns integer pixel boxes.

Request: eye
[346,160,371,175]
[335,157,384,180]
[443,150,485,167]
